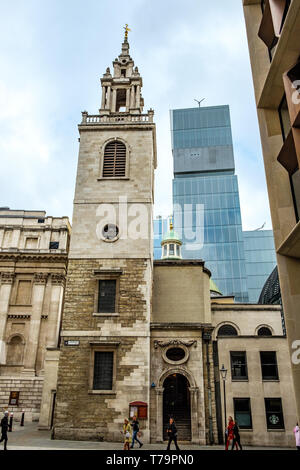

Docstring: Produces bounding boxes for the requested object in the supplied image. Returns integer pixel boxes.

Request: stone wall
[150,329,208,445]
[202,337,218,444]
[53,257,151,442]
[0,376,43,421]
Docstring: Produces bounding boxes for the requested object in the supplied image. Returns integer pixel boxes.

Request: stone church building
[0,34,298,447]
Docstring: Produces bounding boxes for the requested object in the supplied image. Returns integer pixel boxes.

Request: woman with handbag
[122,418,132,450]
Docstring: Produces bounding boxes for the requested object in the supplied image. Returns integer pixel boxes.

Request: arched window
[217,324,238,336]
[6,335,25,365]
[257,326,272,336]
[102,140,126,177]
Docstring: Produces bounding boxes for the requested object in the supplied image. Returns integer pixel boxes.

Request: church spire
[99,26,144,115]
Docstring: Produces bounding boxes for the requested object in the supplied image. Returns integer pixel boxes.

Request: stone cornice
[154,339,197,349]
[78,123,155,133]
[0,226,69,232]
[211,304,282,311]
[153,259,211,277]
[7,314,30,319]
[0,252,68,263]
[151,323,214,331]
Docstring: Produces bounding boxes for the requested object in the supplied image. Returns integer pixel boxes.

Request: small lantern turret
[161,217,182,260]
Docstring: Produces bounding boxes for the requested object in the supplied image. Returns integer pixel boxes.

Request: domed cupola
[161,218,182,260]
[210,278,222,297]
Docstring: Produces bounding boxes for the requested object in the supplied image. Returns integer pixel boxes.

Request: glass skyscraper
[243,230,277,303]
[170,105,249,302]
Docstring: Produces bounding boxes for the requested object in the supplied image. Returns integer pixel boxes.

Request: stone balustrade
[81,110,154,124]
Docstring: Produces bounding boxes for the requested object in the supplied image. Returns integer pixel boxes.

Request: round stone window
[166,347,185,361]
[102,224,119,242]
[163,345,189,365]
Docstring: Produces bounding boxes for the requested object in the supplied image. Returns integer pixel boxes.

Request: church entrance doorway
[163,373,191,441]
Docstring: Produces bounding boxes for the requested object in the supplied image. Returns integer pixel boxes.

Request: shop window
[265,398,284,429]
[233,398,252,429]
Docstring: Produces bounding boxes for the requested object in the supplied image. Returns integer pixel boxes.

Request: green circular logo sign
[269,414,279,425]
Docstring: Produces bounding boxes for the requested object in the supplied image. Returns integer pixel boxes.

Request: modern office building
[170,105,249,302]
[243,229,277,302]
[154,218,277,304]
[242,0,300,420]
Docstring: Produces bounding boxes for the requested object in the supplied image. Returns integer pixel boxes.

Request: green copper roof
[161,229,182,244]
[210,278,222,295]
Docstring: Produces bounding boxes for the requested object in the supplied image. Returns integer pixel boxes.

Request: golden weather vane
[124,24,131,40]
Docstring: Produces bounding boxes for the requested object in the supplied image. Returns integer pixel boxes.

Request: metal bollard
[8,412,13,432]
[20,410,25,427]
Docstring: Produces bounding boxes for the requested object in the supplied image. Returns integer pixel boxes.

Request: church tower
[53,28,156,442]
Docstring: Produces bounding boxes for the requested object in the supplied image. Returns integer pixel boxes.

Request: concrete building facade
[242,0,300,422]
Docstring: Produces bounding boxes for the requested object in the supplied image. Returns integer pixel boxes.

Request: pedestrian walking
[294,422,300,451]
[131,415,143,449]
[121,418,132,451]
[225,416,235,451]
[0,411,9,451]
[166,417,180,451]
[231,420,242,450]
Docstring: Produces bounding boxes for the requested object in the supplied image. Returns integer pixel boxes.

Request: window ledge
[267,429,285,432]
[262,379,280,382]
[239,429,253,432]
[93,312,119,317]
[97,177,130,181]
[232,379,249,382]
[88,390,116,395]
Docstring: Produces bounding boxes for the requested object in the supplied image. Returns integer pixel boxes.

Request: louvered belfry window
[103,140,126,177]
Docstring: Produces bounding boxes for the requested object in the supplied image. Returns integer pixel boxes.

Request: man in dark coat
[231,421,243,450]
[130,415,143,449]
[0,411,9,451]
[166,417,180,451]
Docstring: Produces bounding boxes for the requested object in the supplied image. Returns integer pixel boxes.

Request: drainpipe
[203,332,214,445]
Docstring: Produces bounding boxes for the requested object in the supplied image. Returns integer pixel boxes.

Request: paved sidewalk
[0,423,294,451]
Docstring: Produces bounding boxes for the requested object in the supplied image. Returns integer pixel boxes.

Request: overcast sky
[0,0,272,230]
